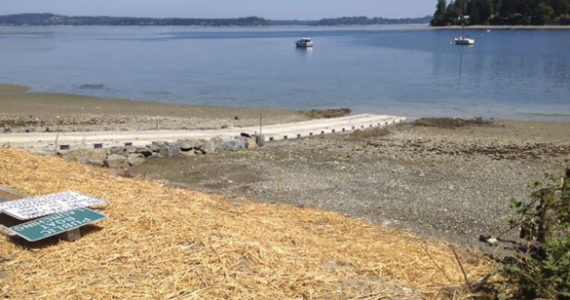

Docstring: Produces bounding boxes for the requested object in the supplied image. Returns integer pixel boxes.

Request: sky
[0,0,435,19]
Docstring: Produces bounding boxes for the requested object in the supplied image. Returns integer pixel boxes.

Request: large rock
[152,141,180,158]
[198,139,216,154]
[211,137,225,152]
[179,139,201,151]
[104,154,128,169]
[125,146,138,154]
[108,146,127,156]
[127,154,146,166]
[135,147,155,158]
[224,137,246,151]
[86,149,108,166]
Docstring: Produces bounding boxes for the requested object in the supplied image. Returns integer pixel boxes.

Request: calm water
[0,25,569,120]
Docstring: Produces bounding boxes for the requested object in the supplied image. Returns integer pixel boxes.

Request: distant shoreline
[0,84,311,133]
[429,25,570,30]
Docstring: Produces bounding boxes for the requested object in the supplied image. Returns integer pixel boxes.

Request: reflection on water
[0,26,568,120]
[295,46,313,56]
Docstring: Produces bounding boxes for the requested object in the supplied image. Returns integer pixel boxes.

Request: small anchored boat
[455,15,475,46]
[455,36,475,45]
[295,38,313,48]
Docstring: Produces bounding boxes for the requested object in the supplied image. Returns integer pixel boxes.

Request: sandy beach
[0,84,310,133]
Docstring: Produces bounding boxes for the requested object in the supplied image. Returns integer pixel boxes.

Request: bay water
[1,25,568,120]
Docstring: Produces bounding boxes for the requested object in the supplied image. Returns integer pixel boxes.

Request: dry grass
[0,148,493,299]
[349,127,391,140]
[413,117,491,129]
[304,108,352,119]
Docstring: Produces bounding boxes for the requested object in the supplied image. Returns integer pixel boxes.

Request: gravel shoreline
[131,120,570,247]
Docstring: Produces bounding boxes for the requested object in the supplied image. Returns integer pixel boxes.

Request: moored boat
[295,38,313,48]
[455,36,475,45]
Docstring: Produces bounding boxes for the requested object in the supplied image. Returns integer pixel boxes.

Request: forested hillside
[431,0,570,25]
[0,13,271,26]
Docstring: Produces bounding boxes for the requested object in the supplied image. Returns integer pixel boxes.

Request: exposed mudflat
[0,84,309,133]
[131,120,570,246]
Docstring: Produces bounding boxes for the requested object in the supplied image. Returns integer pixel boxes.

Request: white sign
[0,191,107,220]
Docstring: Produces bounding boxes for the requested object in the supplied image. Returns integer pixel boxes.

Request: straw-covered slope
[0,148,491,299]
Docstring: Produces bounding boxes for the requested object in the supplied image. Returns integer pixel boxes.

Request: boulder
[86,149,108,166]
[224,137,246,151]
[153,141,180,158]
[104,154,128,169]
[179,139,201,151]
[108,146,127,156]
[125,146,138,154]
[211,137,225,152]
[135,147,155,158]
[198,139,216,154]
[127,154,146,166]
[148,142,161,152]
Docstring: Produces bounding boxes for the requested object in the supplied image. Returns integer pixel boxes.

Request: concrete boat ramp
[0,114,405,152]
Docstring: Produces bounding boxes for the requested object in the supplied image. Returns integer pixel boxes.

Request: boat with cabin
[455,36,475,45]
[455,15,475,46]
[295,38,313,48]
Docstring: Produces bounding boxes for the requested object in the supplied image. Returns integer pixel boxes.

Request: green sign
[10,208,107,242]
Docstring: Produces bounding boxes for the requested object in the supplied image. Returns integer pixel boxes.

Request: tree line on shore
[0,13,432,27]
[0,14,271,26]
[431,0,570,25]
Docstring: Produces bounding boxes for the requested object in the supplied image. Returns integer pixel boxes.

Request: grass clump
[349,127,390,139]
[413,117,491,128]
[304,108,352,119]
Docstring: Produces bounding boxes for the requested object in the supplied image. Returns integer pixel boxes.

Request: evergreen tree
[481,0,495,23]
[430,0,570,26]
[532,1,555,24]
[431,0,448,25]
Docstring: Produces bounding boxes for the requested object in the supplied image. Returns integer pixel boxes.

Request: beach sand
[0,84,310,133]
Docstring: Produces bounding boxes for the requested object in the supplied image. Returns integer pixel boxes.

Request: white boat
[455,17,475,46]
[295,38,313,48]
[455,36,475,45]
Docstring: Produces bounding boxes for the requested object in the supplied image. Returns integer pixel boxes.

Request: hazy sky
[0,0,435,19]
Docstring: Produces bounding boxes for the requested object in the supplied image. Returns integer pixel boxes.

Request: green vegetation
[487,170,569,299]
[431,0,570,26]
[311,16,432,26]
[304,108,352,119]
[412,117,491,128]
[0,13,271,26]
[0,13,433,27]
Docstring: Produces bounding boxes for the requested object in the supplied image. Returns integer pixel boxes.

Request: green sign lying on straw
[10,208,106,242]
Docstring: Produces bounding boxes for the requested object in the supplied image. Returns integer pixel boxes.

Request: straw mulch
[0,148,492,299]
